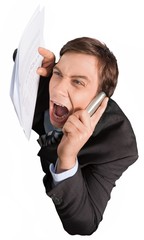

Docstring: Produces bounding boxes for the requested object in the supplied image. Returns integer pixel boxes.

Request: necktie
[37,129,63,147]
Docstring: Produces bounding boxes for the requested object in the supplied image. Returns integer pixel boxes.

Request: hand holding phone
[86,92,106,117]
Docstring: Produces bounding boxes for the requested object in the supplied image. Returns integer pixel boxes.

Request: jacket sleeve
[41,104,138,235]
[43,156,138,236]
[32,75,50,135]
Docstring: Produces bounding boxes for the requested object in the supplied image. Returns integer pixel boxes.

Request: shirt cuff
[49,158,78,186]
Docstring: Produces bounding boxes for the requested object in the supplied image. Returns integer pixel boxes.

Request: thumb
[38,47,55,62]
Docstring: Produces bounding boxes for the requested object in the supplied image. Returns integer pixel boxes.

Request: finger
[73,110,91,130]
[63,112,92,138]
[63,115,84,134]
[38,47,55,69]
[37,67,49,77]
[37,47,55,77]
[38,47,55,62]
[37,62,54,77]
[91,97,109,129]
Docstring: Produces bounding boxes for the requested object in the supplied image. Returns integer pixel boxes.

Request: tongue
[55,105,68,117]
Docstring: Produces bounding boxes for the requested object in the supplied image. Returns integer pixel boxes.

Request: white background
[0,0,143,239]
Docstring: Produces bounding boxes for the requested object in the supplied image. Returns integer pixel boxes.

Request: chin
[51,121,63,129]
[49,116,64,129]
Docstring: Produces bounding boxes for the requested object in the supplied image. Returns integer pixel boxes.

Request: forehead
[56,52,99,76]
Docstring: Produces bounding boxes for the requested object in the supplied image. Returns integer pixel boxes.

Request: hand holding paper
[37,47,55,77]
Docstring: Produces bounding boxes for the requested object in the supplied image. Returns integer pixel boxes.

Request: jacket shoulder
[79,98,138,166]
[94,98,135,136]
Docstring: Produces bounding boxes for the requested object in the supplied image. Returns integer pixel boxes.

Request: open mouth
[54,103,69,118]
[50,101,70,127]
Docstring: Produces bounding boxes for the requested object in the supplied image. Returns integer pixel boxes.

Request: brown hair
[60,37,119,97]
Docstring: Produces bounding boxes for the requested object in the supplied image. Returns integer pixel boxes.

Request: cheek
[49,77,53,88]
[71,93,92,111]
[72,85,99,111]
[49,77,55,94]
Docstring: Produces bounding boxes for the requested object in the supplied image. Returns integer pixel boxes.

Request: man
[31,37,138,235]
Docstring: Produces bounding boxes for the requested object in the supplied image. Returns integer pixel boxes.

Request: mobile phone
[86,92,106,117]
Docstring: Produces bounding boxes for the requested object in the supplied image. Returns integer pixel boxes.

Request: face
[49,52,100,128]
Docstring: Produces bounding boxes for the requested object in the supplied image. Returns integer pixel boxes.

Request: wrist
[56,157,77,174]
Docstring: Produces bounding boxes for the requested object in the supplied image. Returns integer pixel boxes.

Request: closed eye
[52,69,62,77]
[72,79,85,87]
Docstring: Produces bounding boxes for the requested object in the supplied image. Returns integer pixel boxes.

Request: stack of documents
[10,6,45,139]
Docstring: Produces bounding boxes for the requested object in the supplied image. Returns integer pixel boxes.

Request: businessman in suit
[27,37,138,235]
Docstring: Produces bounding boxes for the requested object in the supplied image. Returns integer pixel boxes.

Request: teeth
[54,113,67,119]
[54,102,65,107]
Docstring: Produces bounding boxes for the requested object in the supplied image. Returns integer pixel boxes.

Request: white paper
[10,6,45,139]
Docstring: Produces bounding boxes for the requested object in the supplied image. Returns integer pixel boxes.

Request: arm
[43,147,138,235]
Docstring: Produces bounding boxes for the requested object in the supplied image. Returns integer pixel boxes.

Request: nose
[53,77,69,97]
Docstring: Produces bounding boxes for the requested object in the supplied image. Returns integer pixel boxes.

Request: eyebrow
[53,66,90,82]
[53,66,61,73]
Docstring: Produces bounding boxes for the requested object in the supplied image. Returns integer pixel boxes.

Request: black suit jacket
[33,76,138,235]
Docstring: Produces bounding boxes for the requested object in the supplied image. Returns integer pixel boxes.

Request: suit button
[51,194,63,205]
